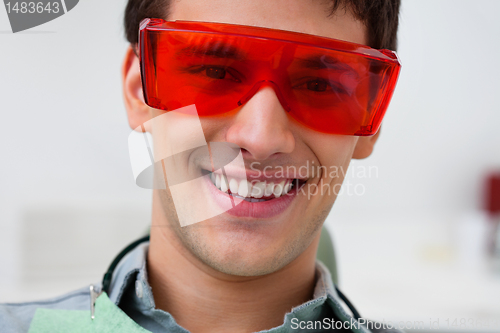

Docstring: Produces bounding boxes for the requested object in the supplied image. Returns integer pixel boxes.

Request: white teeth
[273,180,285,198]
[251,181,266,199]
[209,172,296,199]
[229,178,239,194]
[220,175,229,193]
[264,182,274,197]
[238,179,250,197]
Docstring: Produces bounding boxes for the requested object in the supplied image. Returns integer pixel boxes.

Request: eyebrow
[296,55,355,72]
[176,41,246,60]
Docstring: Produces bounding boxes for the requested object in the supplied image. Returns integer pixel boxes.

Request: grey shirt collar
[106,242,371,333]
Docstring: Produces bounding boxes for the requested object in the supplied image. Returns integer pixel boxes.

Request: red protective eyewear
[139,18,401,136]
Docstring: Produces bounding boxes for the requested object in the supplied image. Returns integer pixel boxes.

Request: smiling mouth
[208,172,307,203]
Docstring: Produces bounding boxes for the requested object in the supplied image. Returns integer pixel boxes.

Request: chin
[183,224,306,277]
[201,250,288,277]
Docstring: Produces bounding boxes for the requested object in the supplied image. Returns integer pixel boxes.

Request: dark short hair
[124,0,400,50]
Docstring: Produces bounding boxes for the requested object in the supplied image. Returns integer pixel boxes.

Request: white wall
[326,0,500,328]
[333,0,500,215]
[0,0,151,299]
[1,0,499,329]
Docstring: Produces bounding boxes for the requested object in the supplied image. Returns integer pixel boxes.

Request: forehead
[168,0,367,45]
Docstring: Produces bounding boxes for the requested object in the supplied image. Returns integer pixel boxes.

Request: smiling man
[1,0,401,332]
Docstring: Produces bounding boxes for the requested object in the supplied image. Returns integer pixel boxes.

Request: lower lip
[205,176,298,219]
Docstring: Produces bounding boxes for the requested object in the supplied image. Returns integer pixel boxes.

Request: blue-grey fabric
[0,242,402,333]
[0,286,91,333]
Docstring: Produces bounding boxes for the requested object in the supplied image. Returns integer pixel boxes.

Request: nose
[226,84,295,161]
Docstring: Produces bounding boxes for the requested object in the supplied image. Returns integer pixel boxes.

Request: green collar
[28,292,151,333]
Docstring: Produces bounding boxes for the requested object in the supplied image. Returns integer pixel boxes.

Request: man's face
[149,0,371,276]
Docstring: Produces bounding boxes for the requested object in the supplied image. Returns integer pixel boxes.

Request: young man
[1,0,401,332]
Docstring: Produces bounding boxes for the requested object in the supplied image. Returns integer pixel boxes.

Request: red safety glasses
[139,18,401,136]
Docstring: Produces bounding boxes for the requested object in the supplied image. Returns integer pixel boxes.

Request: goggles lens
[139,19,401,136]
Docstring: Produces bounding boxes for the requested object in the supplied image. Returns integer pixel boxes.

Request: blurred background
[1,0,499,332]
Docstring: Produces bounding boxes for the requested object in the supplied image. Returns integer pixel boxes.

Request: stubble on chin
[154,188,330,277]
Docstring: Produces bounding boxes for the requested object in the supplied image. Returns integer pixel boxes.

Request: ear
[352,127,382,159]
[122,46,150,130]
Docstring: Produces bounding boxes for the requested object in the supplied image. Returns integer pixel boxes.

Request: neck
[147,193,319,333]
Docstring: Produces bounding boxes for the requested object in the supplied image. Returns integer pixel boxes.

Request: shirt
[0,242,403,333]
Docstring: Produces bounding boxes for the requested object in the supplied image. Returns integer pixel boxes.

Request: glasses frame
[138,18,401,136]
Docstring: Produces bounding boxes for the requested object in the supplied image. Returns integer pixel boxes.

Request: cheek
[199,115,234,142]
[303,134,358,202]
[324,136,358,170]
[306,133,359,171]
